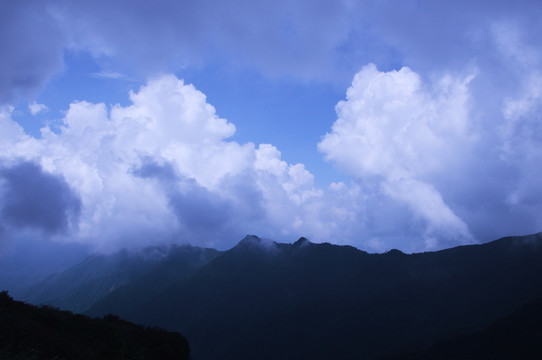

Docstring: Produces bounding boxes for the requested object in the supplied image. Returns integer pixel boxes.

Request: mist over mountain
[0,238,90,298]
[20,244,219,313]
[17,232,542,359]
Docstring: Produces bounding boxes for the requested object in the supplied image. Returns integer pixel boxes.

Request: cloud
[33,75,253,250]
[49,0,358,81]
[319,64,475,245]
[0,75,331,251]
[0,1,64,103]
[319,63,542,250]
[0,161,81,235]
[1,63,541,253]
[90,71,126,80]
[2,1,542,106]
[1,0,542,252]
[51,0,541,83]
[132,158,251,245]
[28,101,49,115]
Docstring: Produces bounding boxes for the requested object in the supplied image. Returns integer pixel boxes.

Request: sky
[1,0,542,258]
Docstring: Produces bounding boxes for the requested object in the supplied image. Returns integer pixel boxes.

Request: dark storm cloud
[0,161,81,234]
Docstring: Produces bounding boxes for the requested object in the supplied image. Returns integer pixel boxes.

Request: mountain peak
[234,235,279,253]
[240,234,261,243]
[293,237,312,248]
[386,248,404,256]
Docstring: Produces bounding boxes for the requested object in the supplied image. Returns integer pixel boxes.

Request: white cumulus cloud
[319,63,542,250]
[0,75,335,251]
[2,60,542,253]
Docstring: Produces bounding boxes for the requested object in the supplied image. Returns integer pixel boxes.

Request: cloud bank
[1,1,541,253]
[4,1,541,102]
[1,63,541,252]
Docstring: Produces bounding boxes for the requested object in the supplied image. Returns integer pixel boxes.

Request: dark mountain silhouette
[0,290,190,360]
[21,244,219,313]
[85,245,221,317]
[23,232,542,359]
[383,296,542,359]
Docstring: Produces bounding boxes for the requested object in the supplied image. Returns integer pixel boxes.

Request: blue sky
[1,0,542,254]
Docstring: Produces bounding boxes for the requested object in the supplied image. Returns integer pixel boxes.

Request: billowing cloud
[0,75,331,251]
[1,1,541,253]
[1,64,541,253]
[319,64,475,247]
[3,59,542,253]
[319,63,542,250]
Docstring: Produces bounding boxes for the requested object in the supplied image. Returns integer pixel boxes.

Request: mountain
[21,244,219,313]
[84,244,221,317]
[0,240,89,299]
[23,232,542,359]
[84,232,542,360]
[0,291,190,360]
[384,296,542,359]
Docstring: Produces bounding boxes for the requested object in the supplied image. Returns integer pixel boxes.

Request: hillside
[384,296,542,359]
[23,232,542,359]
[0,291,190,360]
[21,244,220,313]
[85,233,542,359]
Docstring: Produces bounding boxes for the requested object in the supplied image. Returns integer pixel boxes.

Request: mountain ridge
[19,232,542,359]
[20,243,221,313]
